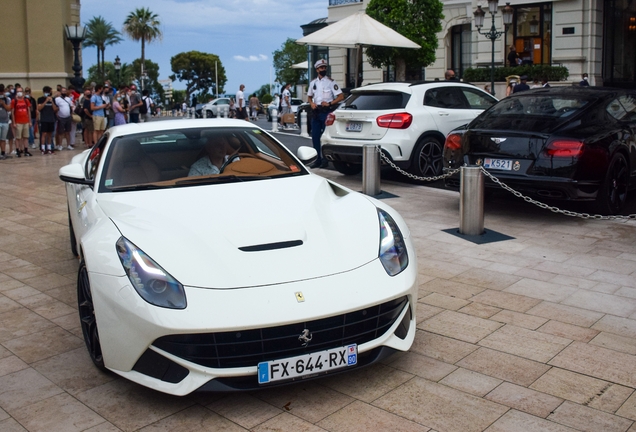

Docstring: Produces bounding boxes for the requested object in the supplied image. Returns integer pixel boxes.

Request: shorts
[82,118,94,132]
[15,123,30,139]
[0,122,8,140]
[235,107,247,119]
[40,122,55,133]
[93,115,106,131]
[57,117,72,133]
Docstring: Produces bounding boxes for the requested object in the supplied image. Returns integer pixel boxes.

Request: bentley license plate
[346,122,362,132]
[483,158,512,170]
[258,344,357,384]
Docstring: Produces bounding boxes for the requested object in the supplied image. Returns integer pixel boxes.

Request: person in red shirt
[10,86,32,157]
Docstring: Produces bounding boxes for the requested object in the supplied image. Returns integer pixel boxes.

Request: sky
[80,0,326,98]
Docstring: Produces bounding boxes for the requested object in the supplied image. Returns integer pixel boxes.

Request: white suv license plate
[483,158,512,170]
[346,122,362,132]
[258,344,357,384]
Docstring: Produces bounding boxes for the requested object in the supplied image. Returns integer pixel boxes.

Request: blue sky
[80,0,325,97]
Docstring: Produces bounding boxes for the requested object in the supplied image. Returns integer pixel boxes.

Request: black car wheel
[78,261,106,370]
[410,136,443,178]
[597,152,629,214]
[68,209,78,257]
[204,110,214,118]
[333,161,362,175]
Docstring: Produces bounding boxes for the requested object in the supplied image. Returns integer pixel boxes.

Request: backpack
[74,97,84,117]
[139,97,148,114]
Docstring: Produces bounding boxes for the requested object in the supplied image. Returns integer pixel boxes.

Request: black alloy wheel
[410,137,443,178]
[78,261,106,370]
[332,161,362,175]
[597,152,629,214]
[205,110,214,118]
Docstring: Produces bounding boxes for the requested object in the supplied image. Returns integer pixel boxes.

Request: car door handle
[437,111,449,116]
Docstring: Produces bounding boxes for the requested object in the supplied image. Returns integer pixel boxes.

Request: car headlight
[378,209,408,276]
[116,237,186,309]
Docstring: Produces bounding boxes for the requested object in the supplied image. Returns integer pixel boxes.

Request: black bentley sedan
[443,87,636,214]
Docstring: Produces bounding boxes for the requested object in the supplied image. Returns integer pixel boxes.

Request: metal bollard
[362,144,381,196]
[300,111,309,137]
[271,109,278,132]
[459,166,485,236]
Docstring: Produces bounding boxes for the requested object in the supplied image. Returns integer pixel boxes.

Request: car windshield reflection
[99,127,306,192]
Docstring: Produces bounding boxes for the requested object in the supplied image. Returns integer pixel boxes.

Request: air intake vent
[239,240,303,252]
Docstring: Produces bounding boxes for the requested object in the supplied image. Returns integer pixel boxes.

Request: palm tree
[123,8,162,86]
[84,16,123,80]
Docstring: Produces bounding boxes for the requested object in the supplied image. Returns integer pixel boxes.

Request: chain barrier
[376,146,636,221]
[479,166,636,221]
[377,148,460,181]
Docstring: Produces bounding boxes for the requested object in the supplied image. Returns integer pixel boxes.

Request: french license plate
[346,122,362,132]
[257,344,357,384]
[483,158,512,170]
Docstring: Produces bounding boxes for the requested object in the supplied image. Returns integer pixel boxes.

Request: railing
[329,0,362,5]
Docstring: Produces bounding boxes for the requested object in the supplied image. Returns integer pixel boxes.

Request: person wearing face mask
[112,93,126,126]
[10,87,33,157]
[80,88,94,148]
[37,86,59,154]
[102,84,114,128]
[307,59,344,168]
[0,84,13,160]
[24,88,37,149]
[54,87,74,150]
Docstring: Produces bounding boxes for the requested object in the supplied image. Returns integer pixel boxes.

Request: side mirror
[59,163,94,186]
[297,146,318,165]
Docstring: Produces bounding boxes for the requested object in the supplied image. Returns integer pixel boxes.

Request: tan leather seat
[107,139,161,186]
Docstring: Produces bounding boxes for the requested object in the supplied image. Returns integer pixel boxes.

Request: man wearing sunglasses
[307,59,344,168]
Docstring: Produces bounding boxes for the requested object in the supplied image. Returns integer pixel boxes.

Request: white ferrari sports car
[60,119,417,396]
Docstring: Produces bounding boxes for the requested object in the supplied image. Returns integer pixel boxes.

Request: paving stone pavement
[1,142,636,431]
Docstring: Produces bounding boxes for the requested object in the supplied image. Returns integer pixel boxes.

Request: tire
[409,136,444,178]
[78,261,106,371]
[333,161,362,175]
[68,210,78,257]
[596,152,629,214]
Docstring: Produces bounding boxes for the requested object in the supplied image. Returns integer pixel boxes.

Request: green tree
[365,0,443,81]
[87,61,134,89]
[123,7,162,84]
[131,59,164,100]
[84,16,123,80]
[169,51,227,101]
[254,83,272,98]
[272,38,307,86]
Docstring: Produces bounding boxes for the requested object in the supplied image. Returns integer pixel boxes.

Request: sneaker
[45,150,52,155]
[56,145,63,151]
[0,154,5,160]
[16,150,22,158]
[67,145,75,151]
[29,144,36,149]
[24,150,32,157]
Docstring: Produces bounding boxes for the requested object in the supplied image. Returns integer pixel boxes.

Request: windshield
[343,91,410,110]
[472,94,592,131]
[98,127,306,192]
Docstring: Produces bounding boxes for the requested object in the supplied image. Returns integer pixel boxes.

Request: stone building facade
[0,0,82,94]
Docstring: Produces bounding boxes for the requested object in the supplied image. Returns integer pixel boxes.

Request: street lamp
[114,55,121,88]
[473,1,513,96]
[64,23,87,89]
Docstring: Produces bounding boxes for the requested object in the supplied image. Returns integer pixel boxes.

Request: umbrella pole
[355,45,362,88]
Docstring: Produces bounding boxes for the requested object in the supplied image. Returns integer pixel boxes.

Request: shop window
[511,3,552,65]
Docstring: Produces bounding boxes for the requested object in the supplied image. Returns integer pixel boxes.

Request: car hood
[97,175,381,288]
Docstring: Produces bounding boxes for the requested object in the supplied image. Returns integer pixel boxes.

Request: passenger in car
[188,136,239,176]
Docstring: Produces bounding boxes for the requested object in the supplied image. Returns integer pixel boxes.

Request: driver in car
[188,136,238,176]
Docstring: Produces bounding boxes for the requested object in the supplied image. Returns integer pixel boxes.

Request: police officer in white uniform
[307,59,344,168]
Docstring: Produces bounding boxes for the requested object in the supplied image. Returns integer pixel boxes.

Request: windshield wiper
[175,175,269,185]
[109,184,168,192]
[343,104,358,110]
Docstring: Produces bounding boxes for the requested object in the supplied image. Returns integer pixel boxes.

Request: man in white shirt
[307,59,344,168]
[235,84,247,120]
[54,87,74,150]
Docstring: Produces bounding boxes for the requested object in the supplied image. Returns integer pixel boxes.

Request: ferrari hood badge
[298,329,312,347]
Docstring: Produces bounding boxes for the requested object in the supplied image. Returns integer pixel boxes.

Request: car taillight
[545,140,584,157]
[376,113,412,129]
[444,133,462,150]
[325,113,336,126]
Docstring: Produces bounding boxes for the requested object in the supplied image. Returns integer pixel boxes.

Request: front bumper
[90,256,418,395]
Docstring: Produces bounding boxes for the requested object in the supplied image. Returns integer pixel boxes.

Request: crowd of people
[0,81,155,159]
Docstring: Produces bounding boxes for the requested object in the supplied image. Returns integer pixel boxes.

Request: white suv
[201,98,232,118]
[321,82,497,176]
